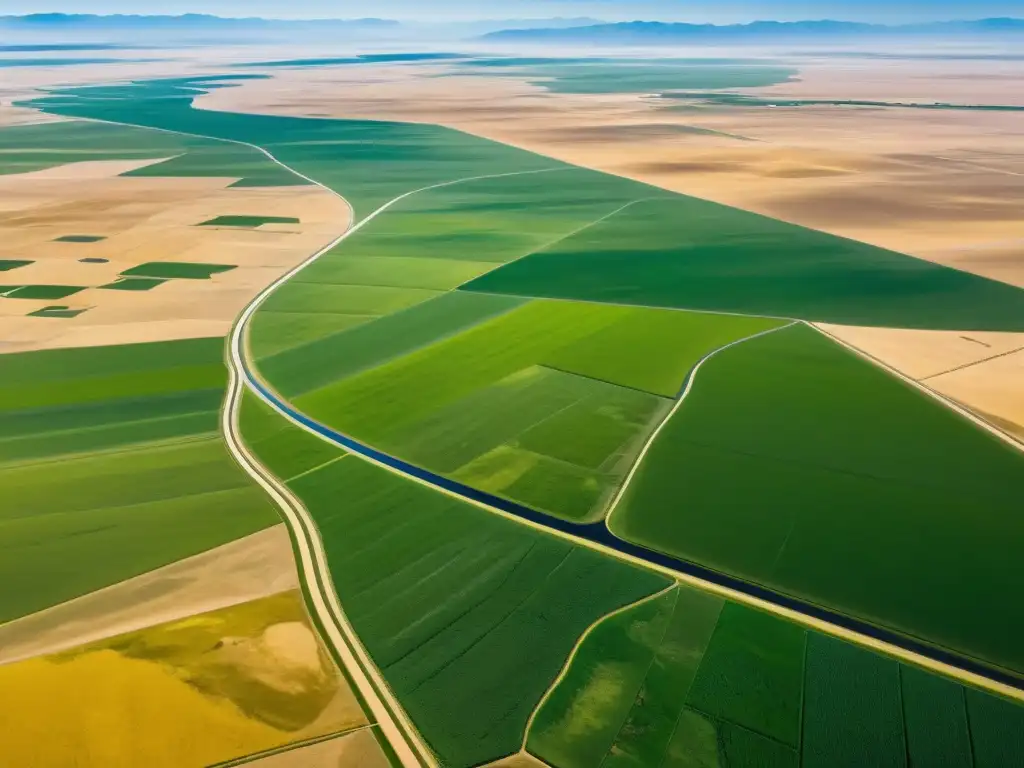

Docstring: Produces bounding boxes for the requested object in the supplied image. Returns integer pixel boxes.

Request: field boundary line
[603,321,797,530]
[811,323,1024,451]
[208,724,374,767]
[518,583,678,752]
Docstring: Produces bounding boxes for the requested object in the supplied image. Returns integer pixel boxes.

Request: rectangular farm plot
[612,323,1024,674]
[100,277,168,291]
[121,261,237,280]
[198,214,300,227]
[0,259,32,271]
[3,284,85,299]
[802,635,906,768]
[685,603,806,748]
[28,305,87,318]
[900,665,973,768]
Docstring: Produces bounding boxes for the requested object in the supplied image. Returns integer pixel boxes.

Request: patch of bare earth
[0,525,298,665]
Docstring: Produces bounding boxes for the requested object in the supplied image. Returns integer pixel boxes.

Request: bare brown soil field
[0,590,366,768]
[0,525,298,666]
[0,158,348,352]
[247,727,390,768]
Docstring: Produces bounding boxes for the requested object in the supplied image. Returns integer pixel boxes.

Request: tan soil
[0,157,349,351]
[485,752,552,767]
[246,727,390,768]
[0,525,299,665]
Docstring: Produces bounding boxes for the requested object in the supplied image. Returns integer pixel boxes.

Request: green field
[613,323,1024,674]
[0,338,278,623]
[100,277,168,291]
[3,285,85,299]
[121,262,237,280]
[529,584,1024,768]
[239,394,669,766]
[291,299,771,521]
[54,234,106,243]
[0,259,33,271]
[28,305,87,318]
[199,215,300,227]
[463,197,1024,331]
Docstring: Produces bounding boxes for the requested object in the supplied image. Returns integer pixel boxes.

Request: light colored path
[603,322,796,529]
[221,726,390,768]
[0,525,297,666]
[519,584,679,752]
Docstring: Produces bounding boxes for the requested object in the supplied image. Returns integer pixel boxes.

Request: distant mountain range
[483,18,1024,44]
[0,14,605,41]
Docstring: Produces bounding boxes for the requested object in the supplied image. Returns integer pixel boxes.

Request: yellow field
[0,591,367,767]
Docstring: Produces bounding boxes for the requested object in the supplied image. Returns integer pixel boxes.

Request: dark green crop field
[54,234,106,243]
[464,197,1024,331]
[240,394,668,767]
[199,214,300,227]
[121,262,237,280]
[613,323,1024,674]
[530,583,1024,768]
[0,260,33,271]
[3,285,85,300]
[100,277,168,291]
[0,338,278,623]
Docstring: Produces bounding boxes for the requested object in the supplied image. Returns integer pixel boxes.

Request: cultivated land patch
[0,338,279,623]
[54,234,106,242]
[612,323,1024,676]
[0,591,366,768]
[0,259,32,271]
[240,394,669,767]
[200,214,301,228]
[528,584,1024,768]
[121,261,238,280]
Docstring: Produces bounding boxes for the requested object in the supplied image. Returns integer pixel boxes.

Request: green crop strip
[0,338,278,623]
[198,214,301,227]
[0,260,32,271]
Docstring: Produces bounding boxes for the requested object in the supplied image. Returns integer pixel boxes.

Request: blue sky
[8,0,1024,23]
